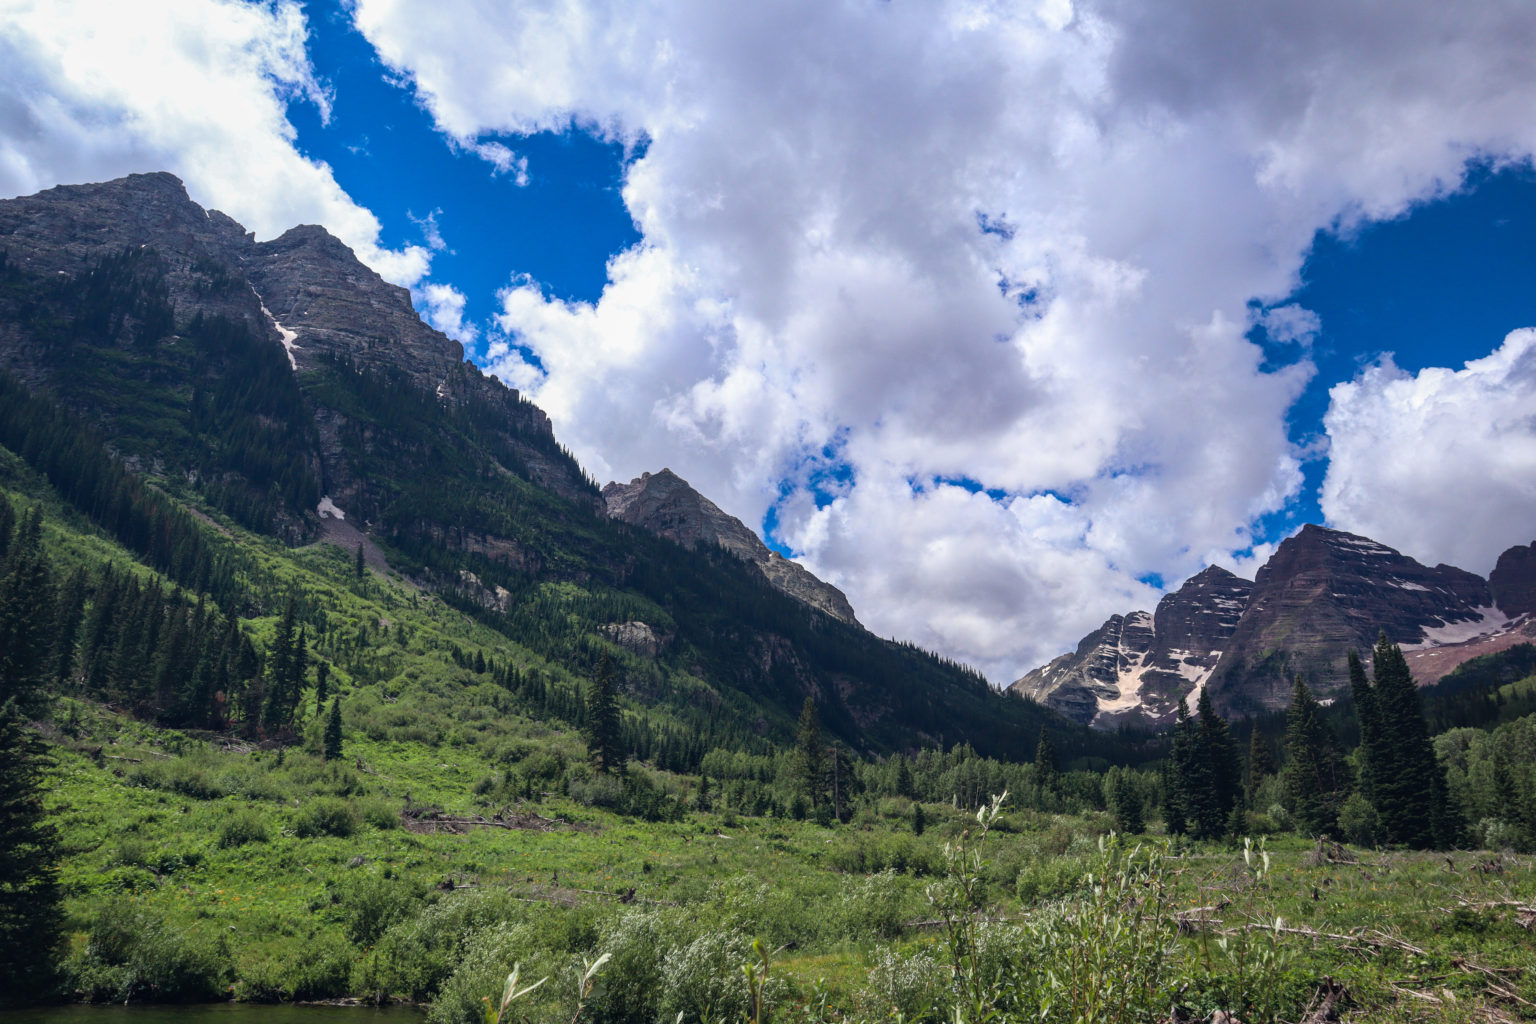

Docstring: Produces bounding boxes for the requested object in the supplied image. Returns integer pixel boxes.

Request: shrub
[660,931,759,1024]
[217,809,270,848]
[1337,793,1380,847]
[68,900,230,1002]
[857,946,946,1023]
[335,872,430,947]
[291,796,359,838]
[357,796,401,831]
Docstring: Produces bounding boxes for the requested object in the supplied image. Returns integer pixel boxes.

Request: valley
[0,174,1534,1023]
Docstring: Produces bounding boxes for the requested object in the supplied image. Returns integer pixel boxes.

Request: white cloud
[470,141,530,185]
[353,0,1536,680]
[1321,331,1536,575]
[415,281,478,346]
[0,0,430,287]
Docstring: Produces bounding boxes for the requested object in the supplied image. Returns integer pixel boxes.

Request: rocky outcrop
[1009,566,1251,728]
[603,469,859,624]
[247,224,463,391]
[1490,542,1536,618]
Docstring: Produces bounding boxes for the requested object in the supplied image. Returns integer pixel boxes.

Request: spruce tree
[1166,699,1197,835]
[354,542,365,580]
[584,653,621,773]
[1034,726,1058,793]
[323,698,343,761]
[0,509,55,716]
[1369,634,1444,848]
[1246,728,1275,802]
[1348,649,1381,804]
[1281,677,1345,836]
[1193,689,1239,839]
[794,697,828,808]
[0,699,62,1001]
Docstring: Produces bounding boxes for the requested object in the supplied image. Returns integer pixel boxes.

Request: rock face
[1205,525,1490,716]
[0,172,598,513]
[1015,524,1536,728]
[1490,542,1536,618]
[603,469,860,624]
[247,223,463,391]
[1010,567,1251,728]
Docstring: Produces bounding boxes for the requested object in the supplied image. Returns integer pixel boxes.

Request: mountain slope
[0,172,1097,761]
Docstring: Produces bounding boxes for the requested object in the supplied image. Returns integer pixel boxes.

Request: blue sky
[285,3,638,348]
[5,0,1536,680]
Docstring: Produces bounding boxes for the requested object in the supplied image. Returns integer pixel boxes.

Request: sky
[3,0,1536,684]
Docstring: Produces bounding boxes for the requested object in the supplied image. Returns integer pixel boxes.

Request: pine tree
[1105,767,1144,833]
[1281,677,1345,836]
[1369,634,1444,849]
[584,653,621,773]
[0,509,55,716]
[794,697,827,808]
[1165,699,1196,835]
[354,542,365,580]
[261,597,300,733]
[1034,726,1058,794]
[323,698,343,761]
[1246,728,1275,803]
[1192,690,1239,840]
[1348,649,1381,804]
[0,699,62,1000]
[314,660,330,708]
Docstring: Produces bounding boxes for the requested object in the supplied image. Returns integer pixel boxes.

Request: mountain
[1010,566,1251,729]
[0,172,1096,761]
[603,469,859,624]
[1013,525,1536,727]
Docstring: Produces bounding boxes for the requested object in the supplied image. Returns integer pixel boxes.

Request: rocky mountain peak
[1009,565,1252,728]
[603,469,859,624]
[1490,541,1536,617]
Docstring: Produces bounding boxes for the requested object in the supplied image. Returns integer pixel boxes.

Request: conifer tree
[0,698,62,1000]
[1165,699,1197,835]
[314,660,330,708]
[1192,689,1239,839]
[1281,677,1345,836]
[794,697,828,808]
[1034,726,1058,794]
[354,542,365,580]
[1348,649,1381,803]
[1369,634,1445,849]
[584,653,621,773]
[0,509,55,715]
[49,567,88,688]
[1246,728,1275,802]
[323,697,343,761]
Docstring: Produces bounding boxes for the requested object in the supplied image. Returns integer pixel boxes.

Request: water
[0,1006,425,1024]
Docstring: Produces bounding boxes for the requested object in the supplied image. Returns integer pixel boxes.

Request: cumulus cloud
[1321,332,1536,575]
[353,0,1536,680]
[0,0,430,286]
[416,282,478,346]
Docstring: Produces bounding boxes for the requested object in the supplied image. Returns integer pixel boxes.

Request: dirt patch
[400,806,569,835]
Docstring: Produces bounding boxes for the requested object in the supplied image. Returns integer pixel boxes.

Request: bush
[660,931,764,1024]
[357,796,401,831]
[68,900,230,1002]
[335,872,430,947]
[1337,793,1380,847]
[292,796,359,838]
[360,889,526,1001]
[858,946,946,1023]
[217,809,270,848]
